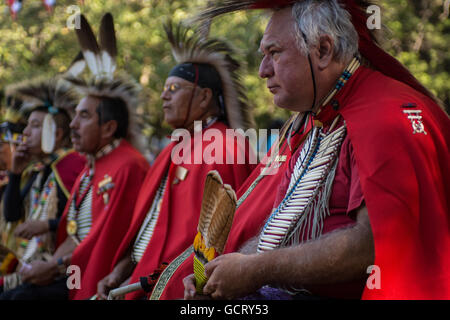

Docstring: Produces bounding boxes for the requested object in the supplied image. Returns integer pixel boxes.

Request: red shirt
[273,130,366,298]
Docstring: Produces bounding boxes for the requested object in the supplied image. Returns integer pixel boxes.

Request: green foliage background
[0,0,448,147]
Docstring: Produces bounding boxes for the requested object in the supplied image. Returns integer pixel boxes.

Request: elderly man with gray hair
[179,0,450,300]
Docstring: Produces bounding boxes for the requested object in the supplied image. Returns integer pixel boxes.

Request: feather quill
[99,13,117,79]
[41,113,57,153]
[66,51,86,78]
[76,14,101,77]
[195,0,378,23]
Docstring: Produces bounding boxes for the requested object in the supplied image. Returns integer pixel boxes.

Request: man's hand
[201,253,263,300]
[184,205,374,300]
[97,273,123,300]
[19,260,59,286]
[183,274,212,300]
[14,220,49,239]
[183,254,263,300]
[11,143,31,175]
[96,253,135,300]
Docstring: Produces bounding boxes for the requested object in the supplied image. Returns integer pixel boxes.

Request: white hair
[291,0,359,64]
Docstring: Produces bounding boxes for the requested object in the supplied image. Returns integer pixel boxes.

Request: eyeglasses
[162,83,195,94]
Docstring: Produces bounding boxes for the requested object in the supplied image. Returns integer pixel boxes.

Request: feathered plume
[193,170,237,293]
[194,0,379,48]
[74,12,117,80]
[99,13,117,78]
[164,20,254,131]
[65,76,140,118]
[195,0,372,22]
[65,51,86,79]
[66,13,143,150]
[195,0,288,23]
[75,14,102,78]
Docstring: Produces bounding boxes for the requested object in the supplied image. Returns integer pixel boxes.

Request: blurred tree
[0,0,448,155]
[382,0,450,110]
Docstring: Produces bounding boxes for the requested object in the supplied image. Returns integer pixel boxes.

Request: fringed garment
[258,120,347,252]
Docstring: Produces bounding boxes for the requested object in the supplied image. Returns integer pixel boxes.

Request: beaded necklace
[66,139,121,241]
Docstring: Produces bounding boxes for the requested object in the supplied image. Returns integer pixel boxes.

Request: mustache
[71,131,81,139]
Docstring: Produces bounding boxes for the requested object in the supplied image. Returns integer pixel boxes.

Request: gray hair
[291,0,359,64]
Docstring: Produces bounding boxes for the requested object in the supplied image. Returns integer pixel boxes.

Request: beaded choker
[319,56,361,111]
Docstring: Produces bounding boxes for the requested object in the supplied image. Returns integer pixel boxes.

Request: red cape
[335,67,450,299]
[51,150,86,199]
[156,129,306,299]
[56,140,150,300]
[158,66,450,300]
[112,122,256,300]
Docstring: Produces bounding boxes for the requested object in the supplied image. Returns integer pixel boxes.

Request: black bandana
[168,62,223,95]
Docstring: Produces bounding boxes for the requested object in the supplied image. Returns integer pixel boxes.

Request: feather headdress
[1,85,27,144]
[195,0,440,106]
[164,20,254,131]
[10,76,79,153]
[193,170,237,293]
[14,77,79,117]
[1,51,85,149]
[66,13,142,148]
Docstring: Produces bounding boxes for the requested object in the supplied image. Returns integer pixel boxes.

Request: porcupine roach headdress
[195,0,440,107]
[1,85,27,145]
[7,58,82,153]
[66,12,143,148]
[164,20,254,130]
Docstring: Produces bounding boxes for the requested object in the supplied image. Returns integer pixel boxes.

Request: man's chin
[72,143,83,153]
[273,96,309,113]
[273,96,293,111]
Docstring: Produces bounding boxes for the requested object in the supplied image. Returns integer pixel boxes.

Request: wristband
[56,257,66,274]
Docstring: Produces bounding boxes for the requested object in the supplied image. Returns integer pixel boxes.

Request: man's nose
[23,125,31,136]
[70,116,78,129]
[258,56,273,79]
[160,88,170,100]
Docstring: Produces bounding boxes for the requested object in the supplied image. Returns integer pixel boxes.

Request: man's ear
[101,120,118,140]
[198,88,214,111]
[313,34,334,71]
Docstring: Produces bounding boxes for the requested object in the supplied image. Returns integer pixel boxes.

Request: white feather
[66,60,86,78]
[42,114,56,154]
[101,51,116,79]
[83,51,101,77]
